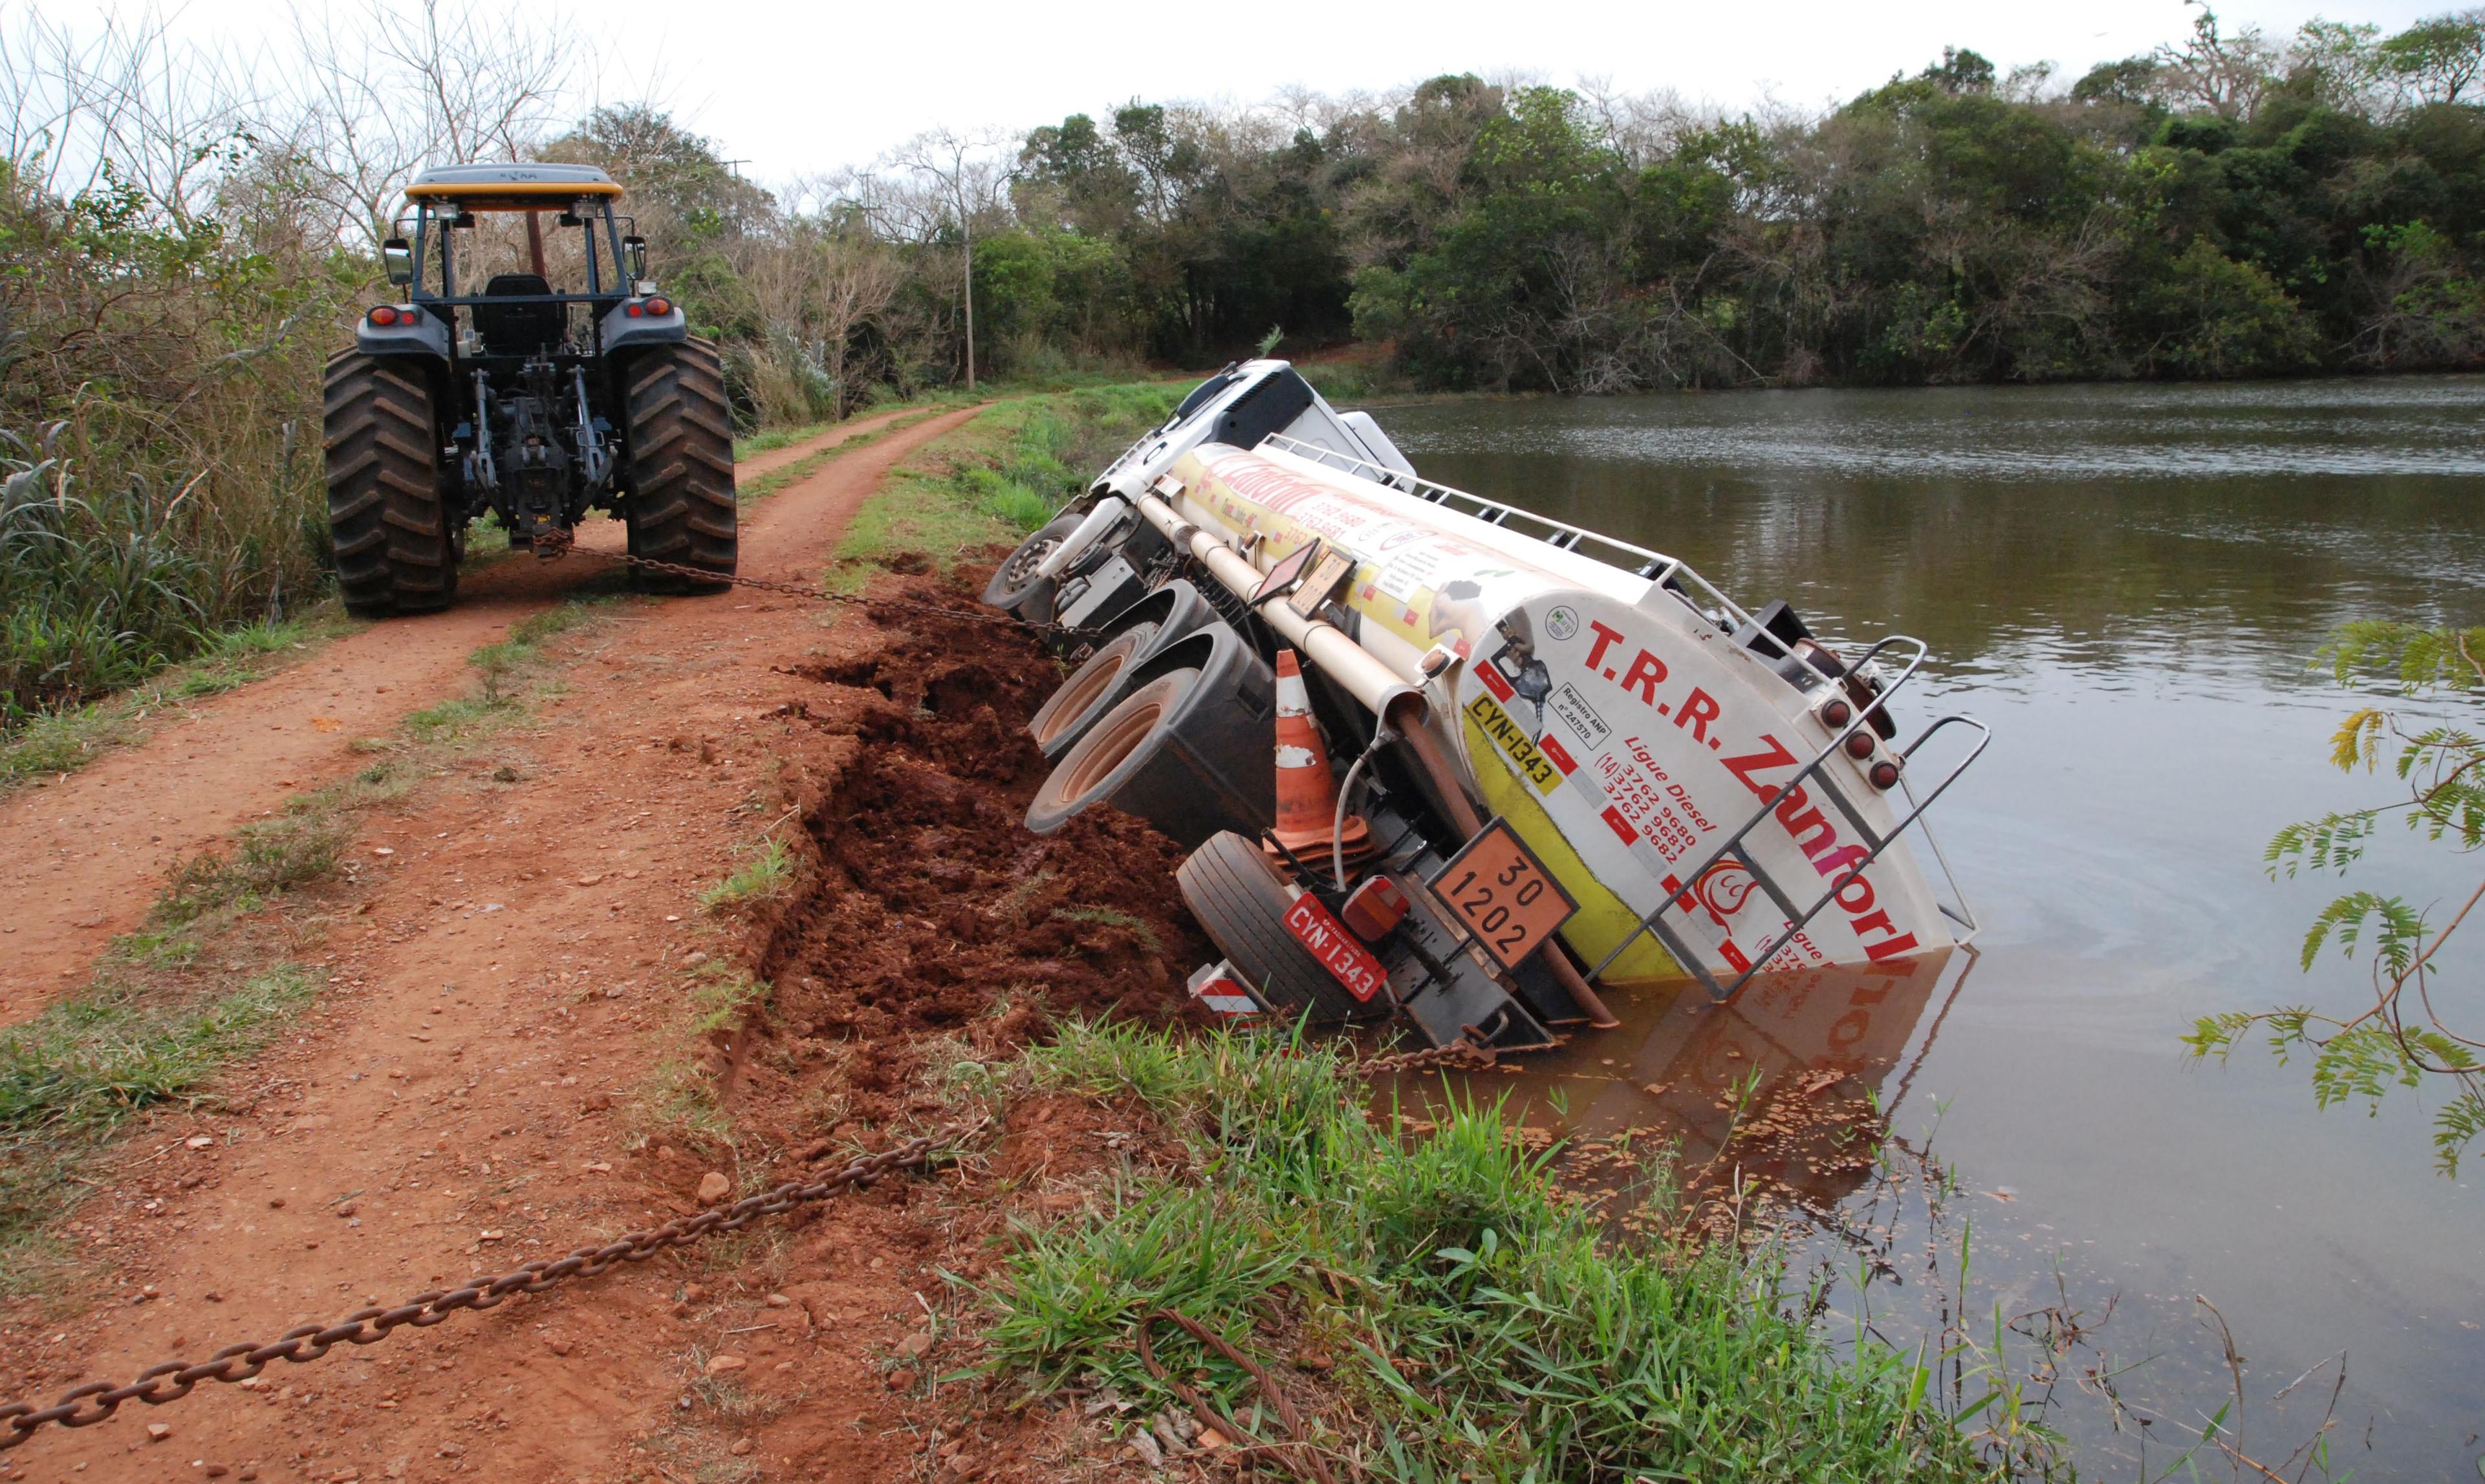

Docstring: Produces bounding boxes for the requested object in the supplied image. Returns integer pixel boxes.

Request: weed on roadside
[982,1022,2017,1483]
[0,960,316,1295]
[0,613,354,799]
[702,839,795,912]
[0,597,625,1296]
[836,383,1182,574]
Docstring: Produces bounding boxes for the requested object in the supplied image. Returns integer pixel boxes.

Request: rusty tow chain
[1349,1039,1499,1077]
[565,548,1117,645]
[0,1135,948,1451]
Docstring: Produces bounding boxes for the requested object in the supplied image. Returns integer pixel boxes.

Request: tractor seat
[471,273,565,354]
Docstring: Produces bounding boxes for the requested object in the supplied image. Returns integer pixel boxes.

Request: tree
[889,129,1012,391]
[2189,623,2485,1175]
[2379,9,2485,105]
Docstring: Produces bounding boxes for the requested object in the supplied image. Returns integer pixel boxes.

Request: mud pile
[760,581,1208,1074]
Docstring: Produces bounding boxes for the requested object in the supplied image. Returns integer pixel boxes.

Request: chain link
[569,548,1116,644]
[1349,1040,1499,1077]
[0,1135,950,1451]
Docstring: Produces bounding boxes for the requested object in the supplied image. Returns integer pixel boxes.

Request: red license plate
[1283,893,1388,1002]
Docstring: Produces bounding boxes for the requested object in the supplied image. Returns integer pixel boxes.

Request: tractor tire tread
[622,338,737,591]
[323,350,456,618]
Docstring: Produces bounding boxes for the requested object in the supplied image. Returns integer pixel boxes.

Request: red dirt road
[0,398,1132,1483]
[0,405,960,1020]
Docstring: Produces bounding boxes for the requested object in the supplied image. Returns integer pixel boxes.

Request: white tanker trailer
[987,368,1986,1051]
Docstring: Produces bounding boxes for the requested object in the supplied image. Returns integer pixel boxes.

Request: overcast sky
[161,0,2455,182]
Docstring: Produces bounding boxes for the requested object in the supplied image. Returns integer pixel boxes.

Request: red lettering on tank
[1584,620,1626,672]
[1719,734,1799,798]
[1671,687,1721,743]
[1619,649,1669,704]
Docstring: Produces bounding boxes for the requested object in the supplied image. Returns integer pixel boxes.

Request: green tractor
[323,163,737,616]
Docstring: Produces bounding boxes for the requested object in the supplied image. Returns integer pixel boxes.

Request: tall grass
[986,1023,2014,1482]
[0,162,349,726]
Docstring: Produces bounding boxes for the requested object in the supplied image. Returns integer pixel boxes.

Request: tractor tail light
[367,305,398,326]
[624,303,643,317]
[645,296,672,316]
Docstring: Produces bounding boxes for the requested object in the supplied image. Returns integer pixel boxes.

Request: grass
[979,1022,2016,1483]
[701,838,795,911]
[0,595,624,1296]
[0,614,354,799]
[836,382,1185,575]
[629,966,775,1157]
[0,959,318,1296]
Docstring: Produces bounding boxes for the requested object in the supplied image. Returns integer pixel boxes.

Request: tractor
[322,162,737,616]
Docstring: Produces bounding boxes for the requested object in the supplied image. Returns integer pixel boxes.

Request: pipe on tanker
[1134,495,1415,719]
[1034,496,1129,581]
[1136,491,1623,1032]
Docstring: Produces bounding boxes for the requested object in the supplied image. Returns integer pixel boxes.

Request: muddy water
[1382,378,2485,1479]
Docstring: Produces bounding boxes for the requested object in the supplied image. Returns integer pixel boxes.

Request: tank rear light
[644,296,672,317]
[1869,757,1904,790]
[1814,694,1852,728]
[1843,730,1877,760]
[1340,874,1410,943]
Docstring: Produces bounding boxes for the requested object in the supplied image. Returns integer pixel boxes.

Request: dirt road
[0,405,945,1020]
[0,396,1199,1482]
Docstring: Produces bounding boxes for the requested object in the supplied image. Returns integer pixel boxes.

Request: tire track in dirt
[0,404,975,1020]
[6,402,1016,1483]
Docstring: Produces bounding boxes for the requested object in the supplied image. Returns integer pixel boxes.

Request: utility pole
[961,182,975,392]
[900,131,997,393]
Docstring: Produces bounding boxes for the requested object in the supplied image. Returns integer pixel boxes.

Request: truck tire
[1023,579,1223,758]
[323,351,457,618]
[1178,831,1373,1024]
[1027,619,1158,757]
[622,339,737,592]
[981,512,1080,616]
[1023,624,1275,850]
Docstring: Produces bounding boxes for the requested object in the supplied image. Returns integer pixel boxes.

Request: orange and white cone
[1270,649,1373,861]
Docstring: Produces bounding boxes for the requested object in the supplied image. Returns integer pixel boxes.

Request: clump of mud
[761,578,1209,1077]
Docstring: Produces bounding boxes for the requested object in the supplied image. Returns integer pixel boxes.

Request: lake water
[1380,378,2485,1479]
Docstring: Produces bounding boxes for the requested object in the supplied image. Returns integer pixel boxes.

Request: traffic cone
[1270,649,1373,863]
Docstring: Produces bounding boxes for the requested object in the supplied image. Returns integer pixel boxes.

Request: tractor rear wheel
[323,351,457,618]
[622,339,737,592]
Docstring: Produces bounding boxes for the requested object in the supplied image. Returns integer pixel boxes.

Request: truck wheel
[1023,624,1275,851]
[323,351,457,618]
[1027,619,1159,757]
[623,339,737,592]
[981,513,1080,614]
[1178,832,1372,1023]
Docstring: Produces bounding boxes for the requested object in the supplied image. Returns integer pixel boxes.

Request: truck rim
[1044,672,1188,807]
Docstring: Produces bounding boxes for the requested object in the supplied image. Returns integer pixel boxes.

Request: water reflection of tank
[1567,947,1966,1211]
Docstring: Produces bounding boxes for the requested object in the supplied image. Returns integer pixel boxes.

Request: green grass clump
[0,615,347,797]
[984,1022,2009,1483]
[0,962,316,1289]
[702,838,795,911]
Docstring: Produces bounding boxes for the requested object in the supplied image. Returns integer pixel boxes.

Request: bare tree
[887,129,1012,391]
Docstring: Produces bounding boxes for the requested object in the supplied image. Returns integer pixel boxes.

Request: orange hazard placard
[1428,817,1578,973]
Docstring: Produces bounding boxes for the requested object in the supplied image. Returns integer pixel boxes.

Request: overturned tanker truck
[982,361,1989,1051]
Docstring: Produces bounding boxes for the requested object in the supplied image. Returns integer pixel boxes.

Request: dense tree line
[966,8,2485,390]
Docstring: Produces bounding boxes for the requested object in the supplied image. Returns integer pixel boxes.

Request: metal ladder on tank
[1259,431,1991,1002]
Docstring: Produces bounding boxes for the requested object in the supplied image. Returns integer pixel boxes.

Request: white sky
[164,0,2451,184]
